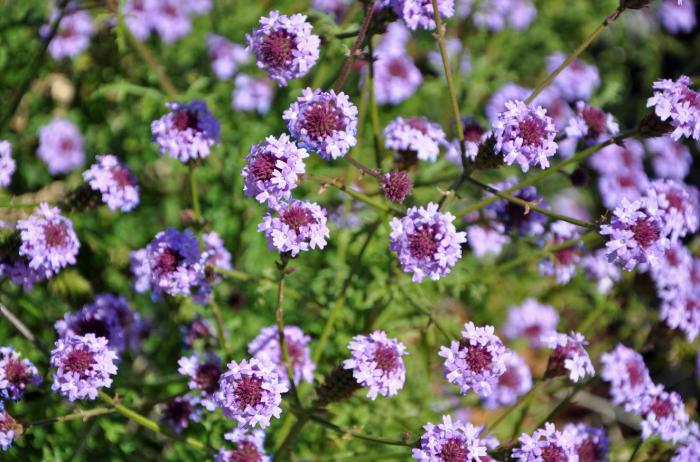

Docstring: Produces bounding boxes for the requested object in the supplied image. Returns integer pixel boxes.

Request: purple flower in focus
[144,228,208,298]
[389,0,455,31]
[600,198,670,271]
[657,0,696,34]
[439,322,509,396]
[178,353,223,411]
[637,384,689,443]
[563,423,609,462]
[217,428,270,462]
[242,134,308,206]
[0,347,42,401]
[646,179,699,241]
[543,332,595,383]
[481,352,532,409]
[37,118,85,175]
[151,100,221,163]
[343,330,408,400]
[42,8,94,60]
[503,299,559,348]
[0,405,18,452]
[580,249,621,294]
[232,74,275,115]
[647,75,700,141]
[472,0,537,31]
[246,11,320,86]
[601,344,654,409]
[412,415,491,461]
[160,394,202,433]
[50,333,118,401]
[513,422,577,462]
[646,137,692,180]
[83,155,140,212]
[283,88,358,160]
[384,116,447,163]
[258,200,329,256]
[206,34,250,80]
[547,52,600,102]
[0,141,15,187]
[17,203,80,278]
[215,357,288,428]
[248,325,316,387]
[485,182,548,237]
[493,100,558,172]
[538,221,583,284]
[389,202,466,282]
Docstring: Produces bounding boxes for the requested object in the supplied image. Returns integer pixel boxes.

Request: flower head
[646,75,700,140]
[42,8,94,60]
[439,322,509,396]
[0,405,19,452]
[581,249,621,294]
[647,137,691,181]
[258,200,329,256]
[50,333,118,401]
[412,415,492,461]
[246,11,320,86]
[151,100,221,163]
[178,353,223,411]
[248,325,315,387]
[600,344,653,409]
[547,52,600,102]
[389,0,456,31]
[206,34,250,80]
[233,74,275,115]
[215,358,288,428]
[160,395,202,433]
[0,347,42,401]
[564,423,609,462]
[389,203,466,282]
[37,118,85,175]
[538,221,584,284]
[660,288,700,341]
[503,299,559,348]
[217,428,270,462]
[446,118,486,166]
[242,134,308,206]
[638,384,689,443]
[543,332,595,383]
[471,0,537,31]
[283,88,358,160]
[565,102,619,145]
[55,296,130,353]
[149,0,191,43]
[343,330,408,400]
[486,83,531,122]
[513,422,578,462]
[384,117,447,163]
[373,46,423,106]
[481,352,532,409]
[83,155,140,212]
[646,179,699,241]
[0,141,15,187]
[657,0,696,34]
[672,422,700,462]
[202,231,233,275]
[381,170,413,203]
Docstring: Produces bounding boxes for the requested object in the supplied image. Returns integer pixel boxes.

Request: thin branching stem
[333,1,376,93]
[276,254,300,405]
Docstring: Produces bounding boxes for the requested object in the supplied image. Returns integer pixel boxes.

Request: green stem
[627,438,644,462]
[209,298,230,355]
[344,154,384,181]
[367,37,384,169]
[298,410,413,448]
[397,286,452,341]
[533,379,591,430]
[190,166,201,223]
[276,255,300,405]
[27,407,114,427]
[333,1,376,93]
[306,173,402,215]
[274,414,310,460]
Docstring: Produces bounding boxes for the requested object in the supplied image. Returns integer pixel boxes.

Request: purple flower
[563,423,609,462]
[660,289,700,341]
[151,100,220,163]
[389,202,466,282]
[657,0,696,34]
[0,405,18,451]
[543,332,595,383]
[481,352,532,409]
[503,299,559,348]
[646,179,699,241]
[493,100,558,172]
[217,428,270,462]
[56,298,126,353]
[538,221,583,284]
[42,8,94,60]
[600,344,653,409]
[472,0,537,31]
[673,422,700,462]
[50,333,119,401]
[248,325,316,387]
[600,198,670,271]
[0,258,46,291]
[150,0,191,43]
[412,415,491,461]
[439,322,509,396]
[83,154,140,212]
[465,222,510,258]
[372,45,423,106]
[144,228,208,298]
[597,167,650,209]
[0,347,42,401]
[206,34,250,80]
[242,134,308,206]
[381,170,413,204]
[130,248,151,293]
[589,139,645,175]
[283,88,358,160]
[388,0,455,31]
[446,118,487,166]
[384,117,447,163]
[547,52,600,102]
[182,0,212,15]
[37,118,85,175]
[485,182,548,237]
[428,37,472,76]
[202,231,233,272]
[215,357,288,428]
[178,353,223,411]
[486,83,530,122]
[580,249,621,294]
[647,75,700,141]
[246,11,320,86]
[637,384,689,443]
[123,1,151,40]
[513,422,578,462]
[17,203,80,278]
[565,102,619,145]
[535,87,575,131]
[646,137,692,180]
[232,74,275,115]
[312,0,354,22]
[258,200,329,256]
[160,395,202,433]
[0,141,15,187]
[343,330,408,400]
[181,315,215,348]
[651,243,692,292]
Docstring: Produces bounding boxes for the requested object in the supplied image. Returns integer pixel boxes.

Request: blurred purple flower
[481,352,532,409]
[657,0,696,34]
[83,155,140,212]
[446,118,486,166]
[0,141,15,188]
[202,230,232,273]
[580,249,621,294]
[178,353,223,411]
[0,347,42,401]
[249,325,315,387]
[589,139,645,175]
[646,179,699,241]
[37,118,85,175]
[471,0,537,31]
[646,137,691,180]
[503,298,559,348]
[485,182,548,237]
[547,52,600,102]
[206,34,250,80]
[538,221,583,284]
[232,74,275,115]
[149,0,191,43]
[384,116,447,163]
[563,423,609,462]
[218,428,270,462]
[601,344,654,409]
[0,405,17,452]
[565,102,619,146]
[160,394,202,433]
[637,384,689,443]
[42,8,94,60]
[387,0,455,30]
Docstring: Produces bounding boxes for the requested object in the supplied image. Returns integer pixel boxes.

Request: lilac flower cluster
[467,0,537,31]
[538,221,583,284]
[562,102,619,157]
[481,352,532,409]
[0,141,15,188]
[547,52,601,102]
[384,116,447,163]
[412,415,492,461]
[343,330,408,400]
[233,74,275,115]
[513,422,577,462]
[246,11,320,86]
[0,405,18,452]
[217,428,270,462]
[123,0,212,43]
[258,200,329,256]
[37,118,85,175]
[83,155,140,212]
[503,299,559,348]
[657,0,697,34]
[590,140,649,209]
[42,7,95,60]
[372,24,423,106]
[202,231,233,273]
[0,347,42,401]
[384,0,456,31]
[248,325,315,387]
[580,249,621,294]
[543,331,595,383]
[647,137,692,180]
[178,353,223,410]
[389,202,466,282]
[564,423,609,462]
[647,75,700,140]
[206,34,250,80]
[160,395,202,433]
[151,100,221,163]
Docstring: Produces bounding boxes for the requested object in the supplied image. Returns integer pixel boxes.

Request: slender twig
[306,173,403,215]
[0,302,49,357]
[190,166,202,223]
[344,155,384,181]
[275,254,300,405]
[323,29,361,41]
[627,438,645,462]
[367,37,384,169]
[333,1,376,93]
[297,410,413,448]
[27,407,114,427]
[209,298,230,355]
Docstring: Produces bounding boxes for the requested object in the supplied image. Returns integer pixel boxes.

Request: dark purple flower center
[195,362,222,395]
[577,440,598,462]
[381,171,412,204]
[74,317,110,340]
[229,441,262,462]
[408,224,440,260]
[281,205,315,230]
[43,222,69,248]
[459,342,493,373]
[4,360,29,388]
[111,166,135,188]
[60,138,75,152]
[547,343,578,377]
[649,397,673,419]
[0,412,16,432]
[172,110,200,132]
[620,149,637,168]
[524,325,543,341]
[155,248,183,275]
[234,376,264,408]
[463,121,484,143]
[259,30,296,67]
[438,437,470,462]
[498,365,520,389]
[286,340,305,368]
[555,247,579,266]
[616,174,635,188]
[163,398,193,428]
[518,116,547,146]
[542,444,567,462]
[387,57,408,78]
[625,359,646,387]
[63,348,95,374]
[161,3,179,18]
[581,106,608,139]
[299,101,344,141]
[407,117,429,134]
[373,344,400,373]
[250,152,280,182]
[666,248,681,267]
[631,218,659,249]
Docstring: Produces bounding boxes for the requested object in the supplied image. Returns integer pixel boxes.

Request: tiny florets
[0,347,42,401]
[258,200,329,256]
[543,332,595,383]
[248,325,315,387]
[412,415,491,461]
[83,155,140,212]
[151,100,221,163]
[384,116,447,163]
[646,75,700,141]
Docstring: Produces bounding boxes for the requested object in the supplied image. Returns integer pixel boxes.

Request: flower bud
[638,112,674,138]
[380,170,413,204]
[314,365,361,407]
